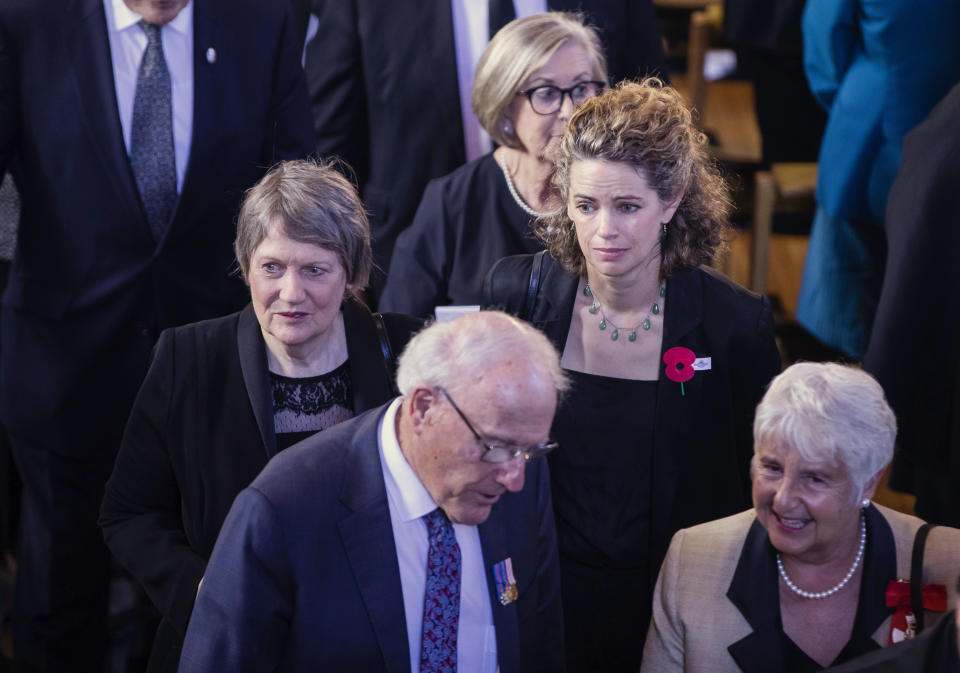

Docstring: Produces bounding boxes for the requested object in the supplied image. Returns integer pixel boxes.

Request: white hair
[396,311,568,398]
[752,362,896,499]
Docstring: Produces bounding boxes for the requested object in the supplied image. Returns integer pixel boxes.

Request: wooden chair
[749,163,817,294]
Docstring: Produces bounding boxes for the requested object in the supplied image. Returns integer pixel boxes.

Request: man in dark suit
[302,0,664,303]
[0,0,314,669]
[179,311,567,673]
[863,82,960,528]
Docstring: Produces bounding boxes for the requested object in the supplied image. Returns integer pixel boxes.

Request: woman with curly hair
[483,78,781,672]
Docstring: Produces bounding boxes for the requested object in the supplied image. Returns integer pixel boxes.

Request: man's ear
[408,386,437,434]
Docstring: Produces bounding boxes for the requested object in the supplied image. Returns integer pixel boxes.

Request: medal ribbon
[885,580,947,643]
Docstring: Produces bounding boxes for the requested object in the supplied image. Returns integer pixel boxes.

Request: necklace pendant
[652,302,660,315]
[628,331,637,342]
[599,318,607,330]
[659,283,666,298]
[588,303,598,315]
[611,328,619,341]
[642,318,652,331]
[583,285,592,297]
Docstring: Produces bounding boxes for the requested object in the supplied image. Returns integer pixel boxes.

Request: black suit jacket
[0,0,315,443]
[302,0,664,290]
[99,300,422,673]
[179,402,565,673]
[863,82,960,527]
[483,254,781,581]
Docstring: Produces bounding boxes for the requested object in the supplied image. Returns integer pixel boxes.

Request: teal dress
[797,0,960,358]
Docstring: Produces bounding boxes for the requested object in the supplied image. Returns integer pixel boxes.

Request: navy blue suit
[0,0,314,668]
[179,403,564,673]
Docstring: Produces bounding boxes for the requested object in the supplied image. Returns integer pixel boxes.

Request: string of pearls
[496,153,550,218]
[776,510,866,600]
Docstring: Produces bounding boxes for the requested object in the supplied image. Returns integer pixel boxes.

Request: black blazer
[179,402,564,673]
[863,82,960,528]
[0,0,315,443]
[483,254,781,580]
[99,300,422,673]
[380,153,541,318]
[302,0,665,288]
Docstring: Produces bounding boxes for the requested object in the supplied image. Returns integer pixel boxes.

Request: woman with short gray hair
[99,160,422,673]
[380,12,607,317]
[642,362,960,673]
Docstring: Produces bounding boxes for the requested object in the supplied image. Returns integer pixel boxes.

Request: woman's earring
[662,222,668,237]
[503,121,513,136]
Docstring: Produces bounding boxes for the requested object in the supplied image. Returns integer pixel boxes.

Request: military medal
[493,558,518,606]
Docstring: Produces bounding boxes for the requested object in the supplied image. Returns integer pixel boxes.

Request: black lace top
[270,360,353,451]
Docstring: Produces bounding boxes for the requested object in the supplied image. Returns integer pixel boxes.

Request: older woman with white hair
[641,362,960,673]
[380,11,607,317]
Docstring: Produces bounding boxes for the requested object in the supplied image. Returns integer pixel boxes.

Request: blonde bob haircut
[472,11,607,149]
[234,159,372,293]
[536,78,731,277]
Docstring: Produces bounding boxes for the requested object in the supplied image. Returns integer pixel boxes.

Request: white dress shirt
[451,0,546,161]
[378,398,497,673]
[104,0,193,193]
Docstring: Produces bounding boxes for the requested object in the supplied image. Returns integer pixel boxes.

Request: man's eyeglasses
[437,387,558,463]
[518,81,606,115]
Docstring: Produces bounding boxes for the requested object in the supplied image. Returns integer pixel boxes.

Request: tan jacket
[641,505,960,673]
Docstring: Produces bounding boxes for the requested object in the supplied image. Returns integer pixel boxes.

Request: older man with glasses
[179,310,568,673]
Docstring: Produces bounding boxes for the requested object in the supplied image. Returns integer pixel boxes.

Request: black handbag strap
[521,250,547,320]
[372,312,395,385]
[910,522,937,633]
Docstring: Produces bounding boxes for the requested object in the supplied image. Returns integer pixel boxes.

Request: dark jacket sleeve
[729,293,781,493]
[261,0,315,163]
[379,177,452,318]
[99,330,206,638]
[303,0,369,183]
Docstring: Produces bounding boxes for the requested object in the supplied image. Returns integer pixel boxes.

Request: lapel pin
[493,557,518,606]
[206,47,216,64]
[663,346,696,396]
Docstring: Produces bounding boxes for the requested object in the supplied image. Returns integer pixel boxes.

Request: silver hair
[396,311,568,398]
[752,362,896,499]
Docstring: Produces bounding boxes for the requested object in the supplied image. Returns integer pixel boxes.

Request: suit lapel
[70,0,148,234]
[337,407,410,673]
[479,503,520,673]
[343,299,395,414]
[726,520,785,673]
[172,0,218,236]
[649,267,704,574]
[236,304,278,459]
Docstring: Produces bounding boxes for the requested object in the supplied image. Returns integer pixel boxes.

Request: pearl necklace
[584,280,665,342]
[496,153,550,218]
[776,511,866,600]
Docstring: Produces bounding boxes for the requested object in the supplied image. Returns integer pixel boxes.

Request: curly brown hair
[536,78,731,277]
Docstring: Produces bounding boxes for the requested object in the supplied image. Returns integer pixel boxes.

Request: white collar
[379,398,438,523]
[107,0,193,35]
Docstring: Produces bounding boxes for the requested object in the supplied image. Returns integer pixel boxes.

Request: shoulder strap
[910,522,937,633]
[372,312,395,389]
[521,250,547,321]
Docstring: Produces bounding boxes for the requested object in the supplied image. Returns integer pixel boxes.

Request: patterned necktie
[420,508,461,673]
[130,20,177,240]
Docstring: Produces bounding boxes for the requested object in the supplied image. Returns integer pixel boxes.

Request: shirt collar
[379,398,437,523]
[107,0,193,35]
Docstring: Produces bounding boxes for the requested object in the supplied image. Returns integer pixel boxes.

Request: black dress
[379,153,542,318]
[550,370,657,673]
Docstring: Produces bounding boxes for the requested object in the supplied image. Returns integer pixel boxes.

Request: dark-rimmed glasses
[518,81,606,115]
[437,387,558,463]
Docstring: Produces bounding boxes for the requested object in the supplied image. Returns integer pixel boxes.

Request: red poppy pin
[663,346,696,396]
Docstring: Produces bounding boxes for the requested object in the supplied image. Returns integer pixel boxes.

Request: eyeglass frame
[436,386,558,463]
[517,81,607,116]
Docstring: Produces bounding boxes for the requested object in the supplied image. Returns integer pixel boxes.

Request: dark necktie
[420,508,461,673]
[130,20,177,240]
[488,0,516,39]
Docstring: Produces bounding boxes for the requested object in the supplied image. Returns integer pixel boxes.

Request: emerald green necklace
[583,280,666,342]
